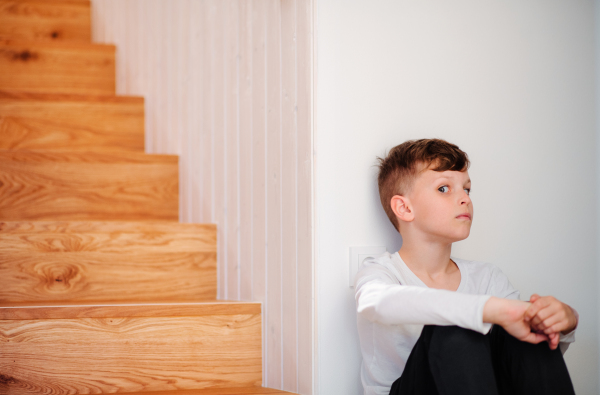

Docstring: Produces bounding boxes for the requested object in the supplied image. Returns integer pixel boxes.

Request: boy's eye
[464,188,471,195]
[438,186,449,193]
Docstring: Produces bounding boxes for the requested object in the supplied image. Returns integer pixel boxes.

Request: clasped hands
[524,294,578,350]
[483,295,578,350]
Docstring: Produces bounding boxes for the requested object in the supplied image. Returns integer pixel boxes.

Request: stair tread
[0,37,113,50]
[121,387,297,394]
[0,220,213,233]
[0,89,143,103]
[0,300,261,320]
[0,149,177,163]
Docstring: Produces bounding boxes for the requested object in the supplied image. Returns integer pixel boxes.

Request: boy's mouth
[456,214,471,220]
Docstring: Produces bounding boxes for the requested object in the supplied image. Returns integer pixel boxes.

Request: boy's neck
[398,241,455,277]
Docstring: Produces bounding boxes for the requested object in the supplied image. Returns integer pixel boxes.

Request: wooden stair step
[0,301,258,320]
[118,387,298,395]
[0,221,216,303]
[0,151,179,221]
[0,39,115,95]
[0,0,91,42]
[0,301,262,394]
[0,90,144,152]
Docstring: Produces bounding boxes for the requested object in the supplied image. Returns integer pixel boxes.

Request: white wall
[314,1,598,394]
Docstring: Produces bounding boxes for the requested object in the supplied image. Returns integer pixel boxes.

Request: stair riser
[0,157,179,221]
[0,40,115,95]
[0,252,216,303]
[0,93,144,152]
[0,0,91,42]
[0,314,262,394]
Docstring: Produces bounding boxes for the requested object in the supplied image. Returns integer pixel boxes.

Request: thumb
[530,293,541,303]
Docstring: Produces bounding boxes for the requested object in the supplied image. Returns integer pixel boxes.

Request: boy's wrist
[483,296,525,326]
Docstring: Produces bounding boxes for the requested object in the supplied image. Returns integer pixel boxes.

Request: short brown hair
[377,138,470,232]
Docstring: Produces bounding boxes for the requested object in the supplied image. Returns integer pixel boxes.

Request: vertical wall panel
[239,0,254,302]
[296,1,313,393]
[91,1,312,392]
[251,0,269,384]
[281,0,298,391]
[226,0,241,300]
[266,0,283,389]
[212,1,226,297]
[201,0,213,224]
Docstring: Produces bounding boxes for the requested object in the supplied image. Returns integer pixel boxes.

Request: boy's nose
[459,192,472,205]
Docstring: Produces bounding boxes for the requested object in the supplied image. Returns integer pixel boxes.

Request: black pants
[389,325,575,395]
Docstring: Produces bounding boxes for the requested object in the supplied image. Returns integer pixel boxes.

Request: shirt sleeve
[354,262,492,334]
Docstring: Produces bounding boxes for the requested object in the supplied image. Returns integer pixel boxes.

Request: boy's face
[403,164,473,243]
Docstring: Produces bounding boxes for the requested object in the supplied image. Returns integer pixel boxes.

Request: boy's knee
[427,325,489,358]
[491,325,562,359]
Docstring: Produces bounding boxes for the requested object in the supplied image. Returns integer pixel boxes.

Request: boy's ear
[390,195,414,223]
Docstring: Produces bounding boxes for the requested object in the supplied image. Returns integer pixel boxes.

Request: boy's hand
[525,294,578,339]
[483,297,550,345]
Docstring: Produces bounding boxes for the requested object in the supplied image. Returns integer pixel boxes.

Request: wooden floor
[0,1,294,394]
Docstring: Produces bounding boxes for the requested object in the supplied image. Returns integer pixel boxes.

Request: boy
[354,138,578,395]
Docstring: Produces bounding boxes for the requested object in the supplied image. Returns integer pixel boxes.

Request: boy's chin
[451,230,471,242]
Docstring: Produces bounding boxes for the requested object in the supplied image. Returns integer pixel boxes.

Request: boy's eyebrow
[433,176,471,184]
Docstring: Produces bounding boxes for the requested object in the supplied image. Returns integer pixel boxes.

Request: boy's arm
[355,264,493,334]
[356,263,549,346]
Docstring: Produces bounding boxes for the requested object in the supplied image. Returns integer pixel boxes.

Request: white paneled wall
[91,1,313,392]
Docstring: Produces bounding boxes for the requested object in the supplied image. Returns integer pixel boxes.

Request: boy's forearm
[483,296,526,327]
[357,281,492,333]
[483,296,508,325]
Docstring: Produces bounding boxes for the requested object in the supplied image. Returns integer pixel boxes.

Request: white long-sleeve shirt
[354,251,576,395]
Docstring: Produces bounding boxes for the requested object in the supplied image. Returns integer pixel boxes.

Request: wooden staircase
[0,1,294,394]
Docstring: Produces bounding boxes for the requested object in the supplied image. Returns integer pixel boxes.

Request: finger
[525,298,551,321]
[530,302,561,324]
[522,331,549,344]
[540,312,565,333]
[530,293,541,303]
[549,334,560,350]
[545,321,569,335]
[530,315,544,329]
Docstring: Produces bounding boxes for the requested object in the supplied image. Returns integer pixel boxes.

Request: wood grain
[0,90,144,152]
[112,387,296,395]
[0,0,91,42]
[0,220,214,234]
[0,151,178,221]
[0,311,261,393]
[0,301,260,320]
[0,39,115,94]
[0,221,216,303]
